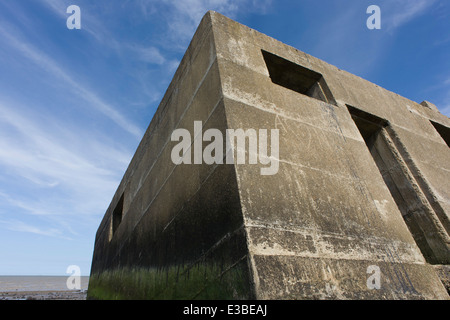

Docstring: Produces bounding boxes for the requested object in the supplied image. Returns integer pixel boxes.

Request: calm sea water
[0,276,89,292]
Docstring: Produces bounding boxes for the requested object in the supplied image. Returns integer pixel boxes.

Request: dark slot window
[112,193,124,237]
[347,105,389,145]
[430,120,450,147]
[262,50,336,105]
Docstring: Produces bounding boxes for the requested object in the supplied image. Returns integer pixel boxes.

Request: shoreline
[0,290,87,300]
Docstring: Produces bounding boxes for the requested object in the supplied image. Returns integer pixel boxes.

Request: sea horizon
[0,275,89,292]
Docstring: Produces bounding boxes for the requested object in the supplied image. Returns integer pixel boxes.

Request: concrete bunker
[88,11,449,300]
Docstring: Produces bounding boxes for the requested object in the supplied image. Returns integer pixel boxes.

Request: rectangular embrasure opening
[430,120,450,147]
[111,193,124,239]
[262,50,336,105]
[347,105,388,146]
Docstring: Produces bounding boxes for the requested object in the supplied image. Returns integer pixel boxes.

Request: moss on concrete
[87,261,252,300]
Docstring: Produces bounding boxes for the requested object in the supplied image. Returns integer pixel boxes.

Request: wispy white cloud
[39,0,110,44]
[0,99,131,218]
[0,96,131,241]
[0,219,71,239]
[307,5,383,77]
[130,45,167,64]
[39,0,172,64]
[0,23,143,139]
[307,0,440,78]
[440,105,450,117]
[420,77,450,117]
[437,85,450,117]
[383,0,437,31]
[138,0,272,48]
[38,0,181,107]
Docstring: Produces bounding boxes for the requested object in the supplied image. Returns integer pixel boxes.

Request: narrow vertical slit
[111,193,125,241]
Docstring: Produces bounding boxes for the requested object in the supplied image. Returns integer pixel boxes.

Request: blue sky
[0,0,448,276]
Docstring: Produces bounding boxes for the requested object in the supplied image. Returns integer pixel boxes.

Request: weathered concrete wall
[89,11,449,299]
[211,11,449,299]
[88,13,253,300]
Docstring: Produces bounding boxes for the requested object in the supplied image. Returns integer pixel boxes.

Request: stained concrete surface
[88,11,449,300]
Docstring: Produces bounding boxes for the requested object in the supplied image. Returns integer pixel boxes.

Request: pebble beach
[0,276,89,300]
[0,290,87,300]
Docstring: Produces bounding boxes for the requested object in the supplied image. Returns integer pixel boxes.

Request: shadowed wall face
[88,13,254,300]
